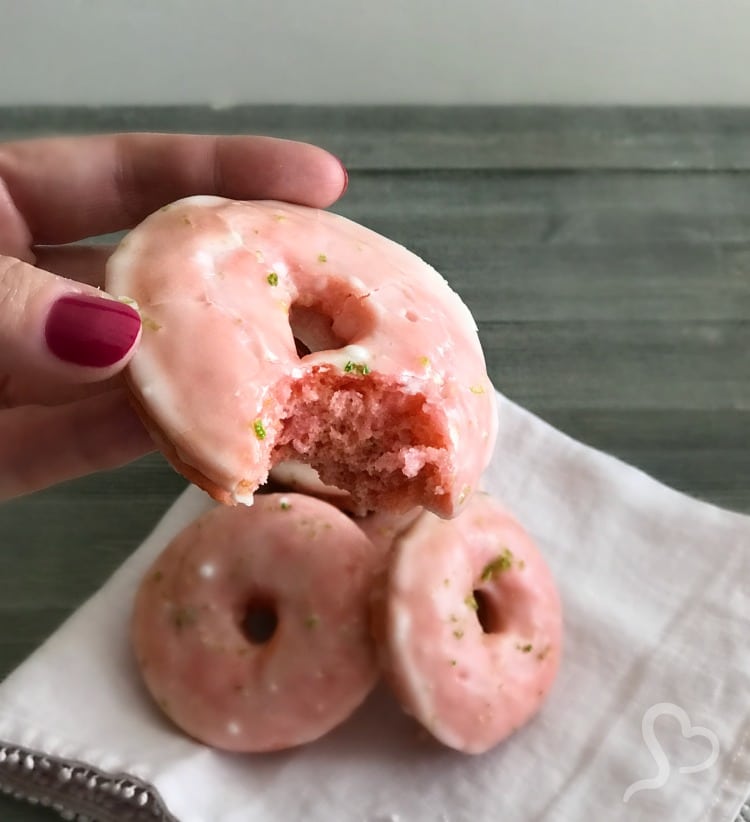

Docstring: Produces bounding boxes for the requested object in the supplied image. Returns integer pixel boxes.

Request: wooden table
[1,107,748,820]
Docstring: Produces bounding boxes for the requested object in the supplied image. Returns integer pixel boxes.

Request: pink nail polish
[45,294,141,368]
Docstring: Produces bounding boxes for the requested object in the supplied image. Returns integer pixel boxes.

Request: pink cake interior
[270,368,451,515]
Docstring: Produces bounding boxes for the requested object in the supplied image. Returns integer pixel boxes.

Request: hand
[0,133,348,500]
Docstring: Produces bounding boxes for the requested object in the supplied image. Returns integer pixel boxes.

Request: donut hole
[473,589,502,634]
[241,597,278,644]
[289,304,347,355]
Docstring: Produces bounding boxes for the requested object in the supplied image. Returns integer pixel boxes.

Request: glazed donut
[375,492,562,754]
[268,458,422,557]
[105,197,497,518]
[131,493,380,752]
[268,459,356,512]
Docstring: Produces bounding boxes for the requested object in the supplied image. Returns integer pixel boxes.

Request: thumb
[0,255,141,384]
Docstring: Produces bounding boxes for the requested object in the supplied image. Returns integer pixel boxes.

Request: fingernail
[337,156,349,196]
[45,294,141,368]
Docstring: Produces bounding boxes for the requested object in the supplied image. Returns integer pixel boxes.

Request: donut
[131,493,380,752]
[375,493,562,754]
[268,458,422,558]
[105,197,497,517]
[268,459,357,513]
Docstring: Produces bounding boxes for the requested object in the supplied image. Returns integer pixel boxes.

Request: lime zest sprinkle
[419,356,430,367]
[305,615,320,628]
[317,253,328,262]
[344,361,370,375]
[266,271,279,286]
[252,419,266,440]
[173,606,197,630]
[470,384,485,394]
[279,498,291,510]
[480,548,515,582]
[449,659,457,667]
[464,593,478,611]
[453,629,464,639]
[517,643,533,653]
[458,484,472,505]
[142,316,162,331]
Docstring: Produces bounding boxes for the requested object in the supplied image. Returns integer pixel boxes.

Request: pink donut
[131,493,380,752]
[268,459,357,512]
[105,197,497,517]
[376,493,562,754]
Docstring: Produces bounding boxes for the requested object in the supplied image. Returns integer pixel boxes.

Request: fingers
[0,369,121,409]
[33,244,114,288]
[0,390,154,500]
[0,134,349,245]
[0,254,141,385]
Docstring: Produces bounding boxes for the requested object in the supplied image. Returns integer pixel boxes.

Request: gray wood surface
[0,107,748,821]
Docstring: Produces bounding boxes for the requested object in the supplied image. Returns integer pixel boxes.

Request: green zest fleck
[344,361,370,375]
[305,615,320,629]
[142,316,162,332]
[253,420,266,440]
[480,548,515,582]
[266,271,279,286]
[443,578,450,587]
[152,570,163,584]
[419,356,430,367]
[517,643,533,653]
[279,499,291,511]
[453,629,464,639]
[173,606,197,630]
[449,659,457,667]
[317,253,328,262]
[464,593,478,611]
[470,384,485,395]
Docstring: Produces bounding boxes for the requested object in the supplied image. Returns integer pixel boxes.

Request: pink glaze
[379,493,562,754]
[131,493,380,752]
[268,459,357,512]
[105,197,497,517]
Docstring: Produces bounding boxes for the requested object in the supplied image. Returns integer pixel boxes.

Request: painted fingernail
[45,294,141,368]
[337,156,349,196]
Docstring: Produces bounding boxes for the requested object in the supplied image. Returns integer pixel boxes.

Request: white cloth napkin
[1,392,749,822]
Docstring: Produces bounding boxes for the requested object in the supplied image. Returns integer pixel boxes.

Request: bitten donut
[376,493,562,754]
[105,197,497,517]
[268,459,422,558]
[268,460,357,512]
[131,493,380,752]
